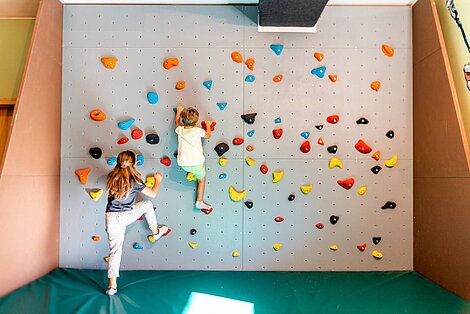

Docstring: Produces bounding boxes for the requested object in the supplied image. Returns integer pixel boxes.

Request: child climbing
[104,150,168,296]
[175,106,213,213]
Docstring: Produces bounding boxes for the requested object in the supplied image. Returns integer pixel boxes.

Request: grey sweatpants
[105,200,158,278]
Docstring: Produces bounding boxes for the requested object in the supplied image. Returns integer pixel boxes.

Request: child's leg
[196,176,206,202]
[131,200,159,234]
[105,213,126,285]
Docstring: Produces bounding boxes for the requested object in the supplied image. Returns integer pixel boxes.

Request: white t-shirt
[175,126,206,166]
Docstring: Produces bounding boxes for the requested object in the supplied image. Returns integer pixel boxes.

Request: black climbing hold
[329,215,339,225]
[327,145,338,154]
[288,194,295,201]
[386,130,395,139]
[315,125,323,130]
[356,117,369,125]
[214,143,230,157]
[241,113,257,124]
[372,237,382,245]
[173,151,178,158]
[381,201,396,209]
[371,165,382,174]
[146,133,160,145]
[190,229,197,235]
[244,201,253,209]
[89,147,102,159]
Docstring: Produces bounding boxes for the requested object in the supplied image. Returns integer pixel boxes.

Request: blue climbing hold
[311,66,327,78]
[270,44,284,56]
[136,155,144,166]
[301,131,310,139]
[274,117,282,124]
[117,119,135,130]
[147,92,158,104]
[247,130,255,137]
[173,107,177,113]
[245,75,255,82]
[203,80,213,90]
[107,157,117,166]
[133,243,143,250]
[217,102,227,111]
[219,173,227,179]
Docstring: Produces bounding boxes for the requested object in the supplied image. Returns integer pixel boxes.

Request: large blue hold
[311,66,327,78]
[203,80,213,90]
[107,157,117,166]
[301,132,310,139]
[117,119,135,130]
[216,102,227,111]
[147,92,158,104]
[270,44,284,56]
[245,75,255,82]
[136,155,144,166]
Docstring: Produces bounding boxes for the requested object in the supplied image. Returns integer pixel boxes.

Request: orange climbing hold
[314,52,324,62]
[75,168,91,185]
[372,151,381,161]
[176,81,185,90]
[328,75,337,82]
[90,109,106,121]
[101,57,117,69]
[92,236,100,242]
[317,137,324,146]
[273,75,283,83]
[246,145,254,152]
[231,51,243,63]
[382,44,394,57]
[371,81,381,92]
[163,58,179,70]
[245,58,255,71]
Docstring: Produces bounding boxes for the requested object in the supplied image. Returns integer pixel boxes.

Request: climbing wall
[60,5,412,271]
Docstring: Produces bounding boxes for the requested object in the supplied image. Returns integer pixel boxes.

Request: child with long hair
[104,150,168,296]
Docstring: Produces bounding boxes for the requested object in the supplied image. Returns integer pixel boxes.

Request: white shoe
[106,287,117,296]
[152,225,169,242]
[195,201,211,210]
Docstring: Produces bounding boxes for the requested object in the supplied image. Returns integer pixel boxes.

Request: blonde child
[175,106,213,212]
[105,150,168,296]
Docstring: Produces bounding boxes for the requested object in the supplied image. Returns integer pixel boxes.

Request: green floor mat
[1,269,469,314]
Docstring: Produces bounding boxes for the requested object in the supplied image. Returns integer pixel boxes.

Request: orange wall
[0,0,62,296]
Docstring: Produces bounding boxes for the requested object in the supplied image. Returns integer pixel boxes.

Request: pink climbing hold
[160,156,171,167]
[273,128,283,139]
[260,164,268,174]
[233,137,244,145]
[355,139,372,154]
[300,141,311,153]
[337,178,355,190]
[327,115,339,124]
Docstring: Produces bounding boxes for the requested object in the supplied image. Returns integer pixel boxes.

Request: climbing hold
[160,157,171,167]
[381,201,396,209]
[203,80,213,90]
[163,57,179,70]
[216,102,227,110]
[273,74,283,83]
[244,201,253,209]
[273,128,283,139]
[147,235,155,243]
[337,178,354,190]
[188,242,198,249]
[233,137,244,145]
[314,52,324,62]
[300,141,311,153]
[317,137,324,146]
[245,58,255,70]
[329,157,342,168]
[372,250,383,259]
[246,145,254,152]
[311,66,327,78]
[89,189,103,201]
[358,186,367,195]
[328,75,338,82]
[274,117,282,124]
[229,186,246,202]
[247,130,255,137]
[104,256,109,263]
[137,216,143,221]
[288,194,295,201]
[107,157,117,166]
[372,237,382,245]
[186,172,197,182]
[173,152,178,158]
[260,164,268,174]
[117,137,129,145]
[355,139,372,154]
[214,143,229,157]
[272,171,284,183]
[384,155,398,168]
[219,157,227,166]
[270,44,284,55]
[300,131,310,139]
[133,243,143,250]
[219,173,227,179]
[245,157,256,166]
[231,51,243,63]
[190,229,197,235]
[327,115,339,124]
[176,81,185,90]
[131,129,143,140]
[315,125,323,130]
[146,134,160,145]
[245,75,255,83]
[382,44,394,57]
[241,113,257,124]
[89,147,102,159]
[371,165,382,174]
[357,244,367,252]
[90,109,106,121]
[273,243,283,251]
[315,223,324,229]
[232,251,241,257]
[370,81,381,92]
[330,215,339,225]
[327,145,338,154]
[274,216,284,222]
[75,168,90,185]
[386,130,395,139]
[101,57,117,69]
[136,155,144,166]
[201,121,216,132]
[329,245,338,251]
[147,92,159,104]
[300,185,312,194]
[92,236,100,242]
[201,207,213,215]
[118,119,135,130]
[356,117,369,125]
[145,177,155,187]
[372,151,380,161]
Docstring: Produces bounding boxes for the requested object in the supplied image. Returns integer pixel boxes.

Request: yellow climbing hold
[189,242,198,249]
[104,256,109,263]
[245,157,256,166]
[372,250,383,259]
[186,172,197,181]
[384,155,398,168]
[219,157,227,166]
[272,171,284,183]
[147,235,156,243]
[329,245,338,251]
[145,177,155,187]
[329,157,343,169]
[273,243,283,251]
[300,185,313,194]
[229,186,247,202]
[232,251,240,257]
[89,189,103,201]
[358,186,367,195]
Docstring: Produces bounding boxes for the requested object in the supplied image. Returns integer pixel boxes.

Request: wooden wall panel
[0,108,13,165]
[0,0,39,17]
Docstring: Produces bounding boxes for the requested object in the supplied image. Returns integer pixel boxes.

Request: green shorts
[181,164,206,180]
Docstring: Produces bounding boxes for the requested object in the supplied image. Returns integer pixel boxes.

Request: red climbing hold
[327,115,339,124]
[162,228,172,237]
[315,223,324,229]
[160,156,171,167]
[233,137,244,145]
[117,137,129,145]
[137,216,143,221]
[337,178,355,190]
[273,128,283,139]
[355,139,372,154]
[201,207,213,215]
[300,141,311,153]
[201,121,216,132]
[260,164,268,174]
[357,243,367,251]
[274,216,284,222]
[131,129,143,140]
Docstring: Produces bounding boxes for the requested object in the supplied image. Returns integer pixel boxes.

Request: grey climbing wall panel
[61,5,412,271]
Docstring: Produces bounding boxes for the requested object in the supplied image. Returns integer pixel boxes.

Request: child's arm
[204,120,213,139]
[175,106,183,128]
[141,172,163,198]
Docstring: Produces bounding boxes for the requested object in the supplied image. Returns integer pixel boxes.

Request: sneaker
[106,287,117,296]
[151,225,169,242]
[195,201,211,210]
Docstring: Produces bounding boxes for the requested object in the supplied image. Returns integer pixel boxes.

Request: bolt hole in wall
[60,5,412,271]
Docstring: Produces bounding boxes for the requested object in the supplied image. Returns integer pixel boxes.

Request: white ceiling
[59,0,417,5]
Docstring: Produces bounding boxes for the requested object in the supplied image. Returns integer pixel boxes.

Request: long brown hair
[106,151,143,200]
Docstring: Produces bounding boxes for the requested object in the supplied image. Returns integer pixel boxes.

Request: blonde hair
[106,151,143,200]
[180,107,199,126]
